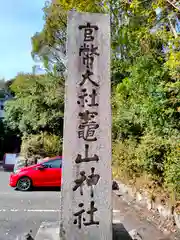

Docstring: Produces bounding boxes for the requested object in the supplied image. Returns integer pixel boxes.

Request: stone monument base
[35,221,133,240]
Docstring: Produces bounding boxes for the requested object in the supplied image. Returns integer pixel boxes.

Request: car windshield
[13,156,27,173]
[37,157,49,164]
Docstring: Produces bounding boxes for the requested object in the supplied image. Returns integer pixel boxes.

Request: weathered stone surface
[128,229,143,240]
[35,222,59,240]
[114,180,175,223]
[157,204,172,219]
[60,10,111,240]
[174,211,180,229]
[35,221,133,240]
[16,232,34,240]
[112,181,119,190]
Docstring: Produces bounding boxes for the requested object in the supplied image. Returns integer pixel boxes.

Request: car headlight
[14,169,21,174]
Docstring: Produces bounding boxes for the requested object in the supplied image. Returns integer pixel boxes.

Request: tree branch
[166,0,180,12]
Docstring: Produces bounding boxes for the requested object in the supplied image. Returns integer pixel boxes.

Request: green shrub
[43,133,62,157]
[21,133,62,161]
[112,139,141,181]
[164,137,180,200]
[135,131,169,183]
[112,131,180,200]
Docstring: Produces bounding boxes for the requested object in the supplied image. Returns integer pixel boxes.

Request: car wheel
[16,177,32,191]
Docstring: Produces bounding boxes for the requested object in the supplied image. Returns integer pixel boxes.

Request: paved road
[0,171,61,240]
[0,171,178,240]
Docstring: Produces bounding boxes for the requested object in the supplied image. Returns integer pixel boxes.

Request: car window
[43,158,62,168]
[13,156,26,172]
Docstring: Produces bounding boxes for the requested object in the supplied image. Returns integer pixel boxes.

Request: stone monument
[60,11,112,240]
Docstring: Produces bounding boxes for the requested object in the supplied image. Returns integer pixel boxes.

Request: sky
[0,0,46,80]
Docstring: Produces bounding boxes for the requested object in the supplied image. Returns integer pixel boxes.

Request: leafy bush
[112,132,180,200]
[20,133,62,163]
[4,74,64,136]
[135,131,168,182]
[164,136,180,200]
[112,139,141,181]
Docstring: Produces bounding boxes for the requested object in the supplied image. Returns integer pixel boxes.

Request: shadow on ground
[113,223,132,240]
[15,186,61,192]
[33,186,61,192]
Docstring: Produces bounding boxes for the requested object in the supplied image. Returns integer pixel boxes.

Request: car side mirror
[37,165,45,170]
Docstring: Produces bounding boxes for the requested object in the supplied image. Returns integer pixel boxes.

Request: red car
[9,156,62,191]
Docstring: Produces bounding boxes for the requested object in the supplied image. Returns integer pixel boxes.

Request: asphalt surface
[0,171,61,240]
[0,170,178,240]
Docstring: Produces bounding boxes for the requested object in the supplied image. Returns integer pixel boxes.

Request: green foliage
[112,139,141,180]
[112,133,168,183]
[135,132,168,181]
[112,132,180,198]
[4,73,64,136]
[30,0,180,200]
[21,133,62,159]
[4,0,180,201]
[164,135,180,199]
[31,0,106,74]
[111,0,180,199]
[112,55,169,140]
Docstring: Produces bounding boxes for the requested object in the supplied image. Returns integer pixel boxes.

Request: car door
[47,158,62,186]
[33,161,54,186]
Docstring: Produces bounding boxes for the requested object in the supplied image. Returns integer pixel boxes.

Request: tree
[29,0,180,198]
[111,0,180,198]
[4,73,64,136]
[31,0,106,75]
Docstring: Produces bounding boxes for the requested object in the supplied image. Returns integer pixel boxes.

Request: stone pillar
[60,11,112,240]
